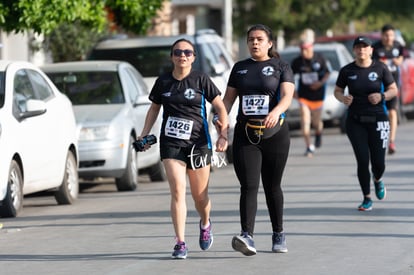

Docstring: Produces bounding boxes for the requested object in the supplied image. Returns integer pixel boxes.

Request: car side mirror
[133,95,151,107]
[19,99,47,120]
[212,63,226,76]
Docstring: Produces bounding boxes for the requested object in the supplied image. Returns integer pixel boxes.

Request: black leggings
[346,115,389,196]
[232,122,290,236]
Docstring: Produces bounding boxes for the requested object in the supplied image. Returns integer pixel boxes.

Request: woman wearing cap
[334,36,398,211]
[217,24,294,255]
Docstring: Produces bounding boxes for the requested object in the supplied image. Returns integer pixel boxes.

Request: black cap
[353,36,372,47]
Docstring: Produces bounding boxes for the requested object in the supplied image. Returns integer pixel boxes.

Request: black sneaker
[315,134,322,148]
[231,232,256,256]
[272,232,288,253]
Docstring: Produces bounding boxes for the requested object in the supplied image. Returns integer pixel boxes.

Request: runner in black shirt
[218,24,295,255]
[334,36,398,211]
[291,36,330,156]
[372,24,405,154]
[139,38,229,259]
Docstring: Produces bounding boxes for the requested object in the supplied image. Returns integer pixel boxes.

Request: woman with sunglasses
[139,38,229,259]
[217,24,295,255]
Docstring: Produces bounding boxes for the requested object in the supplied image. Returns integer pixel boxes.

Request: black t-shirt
[372,40,404,82]
[291,52,330,101]
[227,57,294,121]
[336,60,395,115]
[149,70,221,147]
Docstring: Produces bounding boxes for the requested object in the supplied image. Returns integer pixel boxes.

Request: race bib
[301,72,318,85]
[242,95,269,115]
[165,116,193,140]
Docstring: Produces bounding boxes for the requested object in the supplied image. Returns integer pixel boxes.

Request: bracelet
[212,113,219,125]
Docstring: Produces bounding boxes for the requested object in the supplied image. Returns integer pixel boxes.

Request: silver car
[42,61,165,191]
[279,43,353,132]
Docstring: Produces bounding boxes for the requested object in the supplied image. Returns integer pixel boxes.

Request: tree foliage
[0,0,164,62]
[233,0,369,41]
[233,0,414,45]
[0,0,163,35]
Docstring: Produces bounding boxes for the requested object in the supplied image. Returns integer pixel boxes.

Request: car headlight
[79,126,109,141]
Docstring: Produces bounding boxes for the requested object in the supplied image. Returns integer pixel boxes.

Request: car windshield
[280,49,341,71]
[46,72,125,105]
[0,72,4,108]
[89,46,202,77]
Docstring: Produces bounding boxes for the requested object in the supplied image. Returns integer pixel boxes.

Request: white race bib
[165,116,193,140]
[301,72,318,85]
[242,95,269,115]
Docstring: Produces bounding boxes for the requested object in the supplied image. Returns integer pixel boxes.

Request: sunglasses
[173,49,194,57]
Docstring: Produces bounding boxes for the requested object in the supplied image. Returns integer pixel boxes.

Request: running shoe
[358,198,373,211]
[171,242,188,259]
[272,232,288,253]
[315,134,322,148]
[388,142,396,155]
[304,147,314,157]
[199,219,213,250]
[374,180,386,200]
[232,232,256,256]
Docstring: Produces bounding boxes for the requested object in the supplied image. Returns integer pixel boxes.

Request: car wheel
[0,160,23,218]
[115,137,138,191]
[55,150,79,205]
[148,160,166,182]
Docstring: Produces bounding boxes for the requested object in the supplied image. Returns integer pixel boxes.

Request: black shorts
[160,144,212,169]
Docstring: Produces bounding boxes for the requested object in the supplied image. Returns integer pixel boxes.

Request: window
[27,70,54,101]
[46,71,125,105]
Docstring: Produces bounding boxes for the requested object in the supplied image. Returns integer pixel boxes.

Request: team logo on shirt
[184,88,196,100]
[368,72,378,82]
[312,62,321,71]
[392,48,400,57]
[237,69,248,74]
[262,66,274,76]
[162,92,172,97]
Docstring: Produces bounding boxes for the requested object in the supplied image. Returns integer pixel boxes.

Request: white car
[279,43,353,132]
[0,60,79,218]
[88,29,238,162]
[42,61,165,191]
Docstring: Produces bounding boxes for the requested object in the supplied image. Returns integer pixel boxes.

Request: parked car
[42,61,165,192]
[87,29,238,162]
[0,60,79,218]
[279,43,353,132]
[315,33,414,118]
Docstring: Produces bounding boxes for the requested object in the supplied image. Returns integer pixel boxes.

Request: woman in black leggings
[218,24,294,255]
[334,36,398,211]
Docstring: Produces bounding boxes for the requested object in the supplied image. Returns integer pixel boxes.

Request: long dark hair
[247,24,279,58]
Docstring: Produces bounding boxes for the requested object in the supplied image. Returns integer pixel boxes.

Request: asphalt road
[1,122,414,275]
